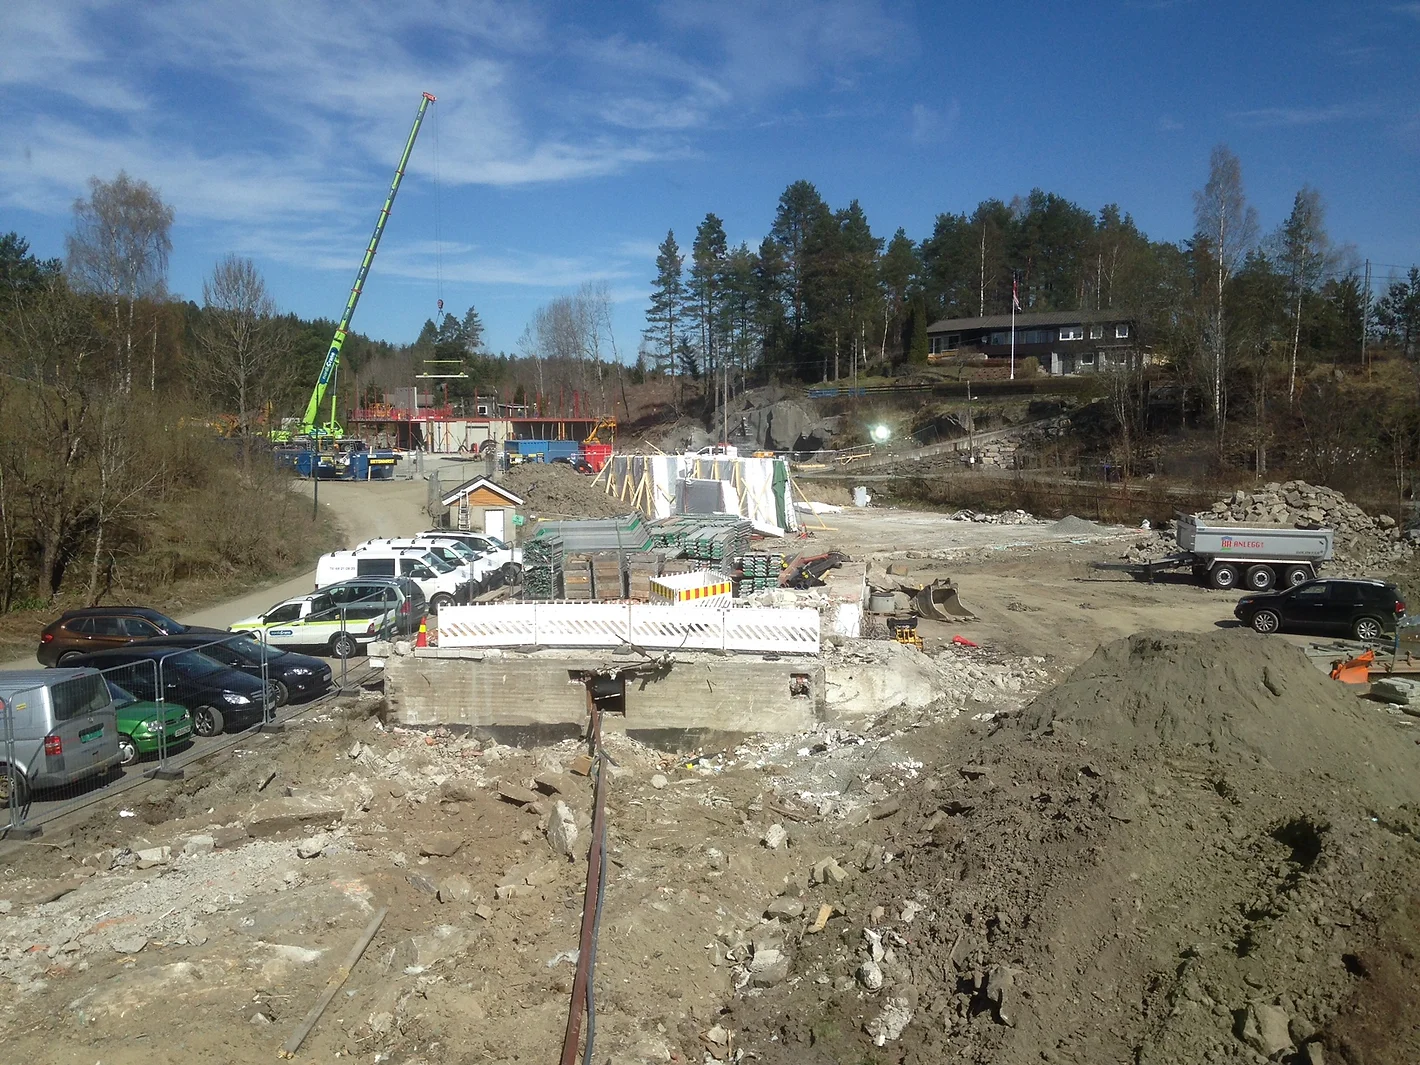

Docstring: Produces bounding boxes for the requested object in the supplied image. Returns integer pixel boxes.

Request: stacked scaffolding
[523,536,564,600]
[647,515,752,566]
[736,553,785,593]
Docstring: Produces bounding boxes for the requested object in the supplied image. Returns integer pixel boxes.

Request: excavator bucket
[913,579,977,622]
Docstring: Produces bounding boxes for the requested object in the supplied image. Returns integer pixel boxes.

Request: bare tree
[65,172,175,393]
[1193,145,1258,455]
[0,280,102,599]
[191,256,292,469]
[1270,187,1335,402]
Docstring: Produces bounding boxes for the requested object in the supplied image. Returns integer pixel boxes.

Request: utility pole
[1361,258,1372,376]
[979,222,986,317]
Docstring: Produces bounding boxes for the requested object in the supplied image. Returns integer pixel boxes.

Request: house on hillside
[926,310,1146,375]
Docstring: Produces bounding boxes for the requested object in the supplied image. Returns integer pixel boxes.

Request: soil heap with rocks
[725,627,1420,1065]
[499,461,628,519]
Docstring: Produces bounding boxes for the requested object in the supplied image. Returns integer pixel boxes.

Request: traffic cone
[415,618,429,648]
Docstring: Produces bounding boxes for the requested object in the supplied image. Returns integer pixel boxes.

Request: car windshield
[434,541,475,561]
[419,552,454,574]
[485,537,509,551]
[105,680,137,708]
[172,651,226,677]
[223,635,287,663]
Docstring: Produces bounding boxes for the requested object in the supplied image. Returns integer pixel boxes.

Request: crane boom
[299,91,436,439]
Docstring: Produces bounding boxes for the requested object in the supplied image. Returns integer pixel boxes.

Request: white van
[0,668,123,807]
[420,530,522,574]
[356,537,495,586]
[316,547,468,611]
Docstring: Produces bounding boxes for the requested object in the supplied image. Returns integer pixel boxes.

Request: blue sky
[2,0,1417,357]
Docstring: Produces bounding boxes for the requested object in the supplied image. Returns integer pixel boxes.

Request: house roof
[926,308,1138,333]
[440,476,525,508]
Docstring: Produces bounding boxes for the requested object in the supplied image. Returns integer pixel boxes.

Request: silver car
[0,668,122,807]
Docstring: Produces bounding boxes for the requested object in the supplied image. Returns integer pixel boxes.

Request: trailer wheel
[1209,564,1239,590]
[1284,565,1313,588]
[1244,565,1276,591]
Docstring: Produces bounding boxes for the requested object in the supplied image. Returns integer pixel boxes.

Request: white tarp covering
[438,603,820,654]
[607,454,798,532]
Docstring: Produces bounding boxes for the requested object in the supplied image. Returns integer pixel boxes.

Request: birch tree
[65,172,174,393]
[1271,187,1332,402]
[191,255,292,469]
[1192,145,1258,454]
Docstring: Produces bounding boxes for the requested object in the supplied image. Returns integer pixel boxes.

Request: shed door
[484,509,505,539]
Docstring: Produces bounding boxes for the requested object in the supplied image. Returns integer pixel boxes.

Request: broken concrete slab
[533,772,565,795]
[245,796,345,839]
[212,824,250,850]
[1240,1002,1293,1059]
[418,834,466,858]
[765,898,805,920]
[499,782,541,807]
[182,834,215,856]
[749,947,791,987]
[545,800,578,858]
[437,875,473,903]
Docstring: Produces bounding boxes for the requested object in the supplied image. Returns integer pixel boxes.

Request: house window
[1080,353,1096,365]
[945,334,961,350]
[1089,325,1104,340]
[1059,326,1084,341]
[929,336,943,355]
[1115,323,1130,338]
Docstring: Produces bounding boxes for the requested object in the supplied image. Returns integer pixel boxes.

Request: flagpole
[1010,293,1016,381]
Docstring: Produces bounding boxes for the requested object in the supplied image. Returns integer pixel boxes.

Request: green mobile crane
[287,91,436,443]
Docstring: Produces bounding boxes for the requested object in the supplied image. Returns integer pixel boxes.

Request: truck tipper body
[1095,515,1335,591]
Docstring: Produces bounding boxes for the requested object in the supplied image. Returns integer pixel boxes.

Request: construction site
[2,440,1419,1065]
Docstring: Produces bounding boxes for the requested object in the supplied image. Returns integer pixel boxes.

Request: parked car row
[314,532,521,613]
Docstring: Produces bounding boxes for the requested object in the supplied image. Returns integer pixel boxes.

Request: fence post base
[259,721,287,734]
[146,766,184,781]
[4,822,42,840]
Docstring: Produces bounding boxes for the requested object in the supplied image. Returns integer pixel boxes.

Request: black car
[139,634,332,705]
[65,646,279,737]
[1234,578,1406,641]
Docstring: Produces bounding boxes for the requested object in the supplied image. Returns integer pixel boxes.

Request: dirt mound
[1021,628,1420,806]
[500,462,628,519]
[725,631,1420,1063]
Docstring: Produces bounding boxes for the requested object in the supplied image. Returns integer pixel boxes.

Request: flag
[1011,279,1021,312]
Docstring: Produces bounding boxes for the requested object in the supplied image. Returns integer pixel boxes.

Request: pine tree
[643,230,685,375]
[460,306,485,354]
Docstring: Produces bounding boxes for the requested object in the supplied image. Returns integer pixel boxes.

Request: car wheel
[1209,564,1239,590]
[330,633,357,659]
[117,735,139,767]
[57,651,83,665]
[1244,565,1276,591]
[1353,616,1385,642]
[430,593,453,613]
[273,681,290,706]
[1284,566,1313,588]
[1250,609,1281,635]
[192,705,224,738]
[0,765,30,809]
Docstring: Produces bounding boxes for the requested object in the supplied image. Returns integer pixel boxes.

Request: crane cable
[433,99,444,318]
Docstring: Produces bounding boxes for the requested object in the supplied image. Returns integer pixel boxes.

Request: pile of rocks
[1204,480,1414,571]
[1119,481,1416,574]
[947,508,1039,525]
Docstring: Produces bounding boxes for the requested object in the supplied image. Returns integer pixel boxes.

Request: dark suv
[321,577,427,635]
[1234,579,1406,641]
[37,607,225,666]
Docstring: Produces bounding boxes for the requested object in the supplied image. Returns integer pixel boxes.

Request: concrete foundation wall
[385,650,825,737]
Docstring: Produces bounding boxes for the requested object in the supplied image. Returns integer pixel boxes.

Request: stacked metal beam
[532,516,651,553]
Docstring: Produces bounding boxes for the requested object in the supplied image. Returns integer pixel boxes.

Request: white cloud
[910,99,960,145]
[1230,104,1350,127]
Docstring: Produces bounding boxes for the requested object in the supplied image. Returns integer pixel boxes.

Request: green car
[106,680,193,766]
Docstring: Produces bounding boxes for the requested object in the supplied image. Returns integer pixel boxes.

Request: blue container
[292,451,315,477]
[348,452,370,480]
[545,440,579,459]
[519,440,549,457]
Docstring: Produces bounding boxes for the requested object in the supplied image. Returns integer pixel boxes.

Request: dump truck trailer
[1094,515,1335,591]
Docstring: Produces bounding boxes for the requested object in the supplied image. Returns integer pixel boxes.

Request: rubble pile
[1204,480,1415,570]
[947,507,1040,525]
[724,628,1420,1063]
[1119,480,1417,574]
